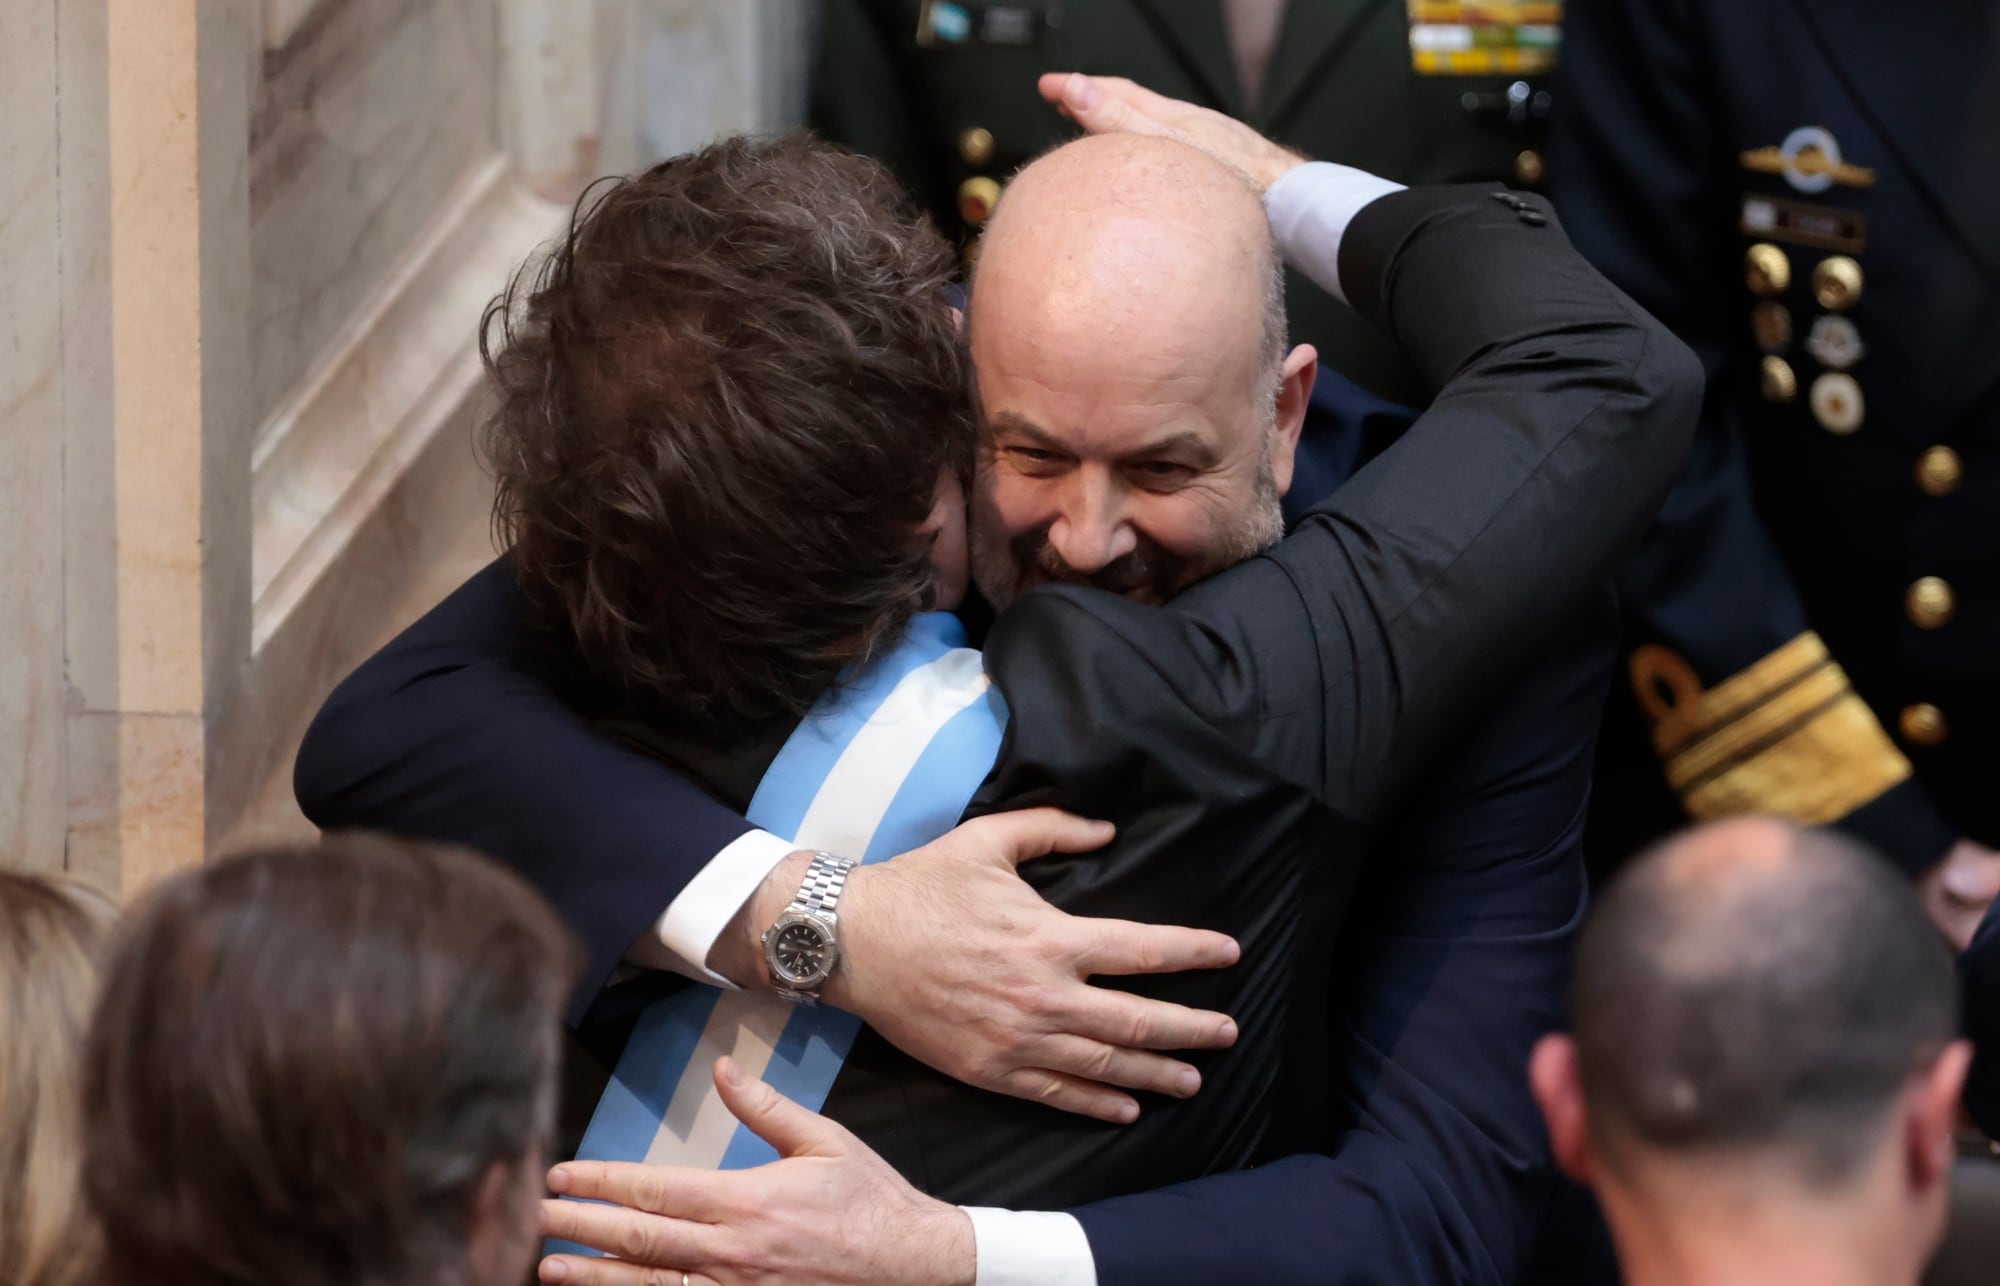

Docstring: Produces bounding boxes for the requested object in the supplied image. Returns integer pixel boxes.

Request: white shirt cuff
[624,829,799,987]
[962,1208,1097,1286]
[1264,161,1407,303]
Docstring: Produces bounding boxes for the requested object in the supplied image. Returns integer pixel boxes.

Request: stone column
[61,0,256,895]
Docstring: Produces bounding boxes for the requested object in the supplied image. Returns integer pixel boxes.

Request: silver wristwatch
[761,850,857,1003]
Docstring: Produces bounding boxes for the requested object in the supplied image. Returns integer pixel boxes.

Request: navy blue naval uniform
[296,361,1619,1285]
[1553,0,2000,876]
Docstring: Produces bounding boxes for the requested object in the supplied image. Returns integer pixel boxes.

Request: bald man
[299,86,1698,1284]
[1530,818,1969,1286]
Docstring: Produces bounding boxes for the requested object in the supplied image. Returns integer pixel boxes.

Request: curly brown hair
[481,136,974,736]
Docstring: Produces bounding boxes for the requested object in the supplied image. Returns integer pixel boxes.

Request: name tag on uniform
[918,1,1060,50]
[1408,1,1561,75]
[1740,193,1868,254]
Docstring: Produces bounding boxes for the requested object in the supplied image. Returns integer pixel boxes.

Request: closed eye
[1128,460,1197,488]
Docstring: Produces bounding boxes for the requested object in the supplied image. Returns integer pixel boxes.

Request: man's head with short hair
[1531,817,1969,1284]
[82,834,582,1286]
[966,132,1316,607]
[483,135,976,737]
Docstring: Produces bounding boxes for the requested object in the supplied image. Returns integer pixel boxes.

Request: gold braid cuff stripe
[1631,632,1911,826]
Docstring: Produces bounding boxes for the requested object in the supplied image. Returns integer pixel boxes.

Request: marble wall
[0,0,815,890]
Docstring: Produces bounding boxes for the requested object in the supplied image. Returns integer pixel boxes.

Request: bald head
[973,133,1285,395]
[961,134,1313,610]
[1573,818,1957,1187]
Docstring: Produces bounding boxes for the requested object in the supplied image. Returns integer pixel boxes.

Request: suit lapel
[1127,0,1245,114]
[1783,0,2000,272]
[1254,0,1396,131]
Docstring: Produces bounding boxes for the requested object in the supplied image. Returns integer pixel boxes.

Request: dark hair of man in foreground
[482,134,976,740]
[81,833,582,1286]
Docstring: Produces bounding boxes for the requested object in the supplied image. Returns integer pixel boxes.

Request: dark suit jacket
[813,0,1559,404]
[1968,901,2000,1138]
[1553,0,2000,876]
[297,185,1698,1269]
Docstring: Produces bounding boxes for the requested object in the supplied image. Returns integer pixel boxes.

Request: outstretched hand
[1037,72,1307,192]
[538,1057,973,1286]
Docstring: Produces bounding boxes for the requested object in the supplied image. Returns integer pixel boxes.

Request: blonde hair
[0,870,116,1286]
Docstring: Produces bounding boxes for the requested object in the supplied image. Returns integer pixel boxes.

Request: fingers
[711,1056,852,1159]
[538,1199,717,1272]
[969,808,1114,867]
[995,1066,1141,1124]
[1034,72,1176,138]
[1065,986,1239,1052]
[545,1161,731,1224]
[1074,918,1240,975]
[539,1254,719,1286]
[1028,1032,1204,1099]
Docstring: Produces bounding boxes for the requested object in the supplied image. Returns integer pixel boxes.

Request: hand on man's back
[834,808,1242,1123]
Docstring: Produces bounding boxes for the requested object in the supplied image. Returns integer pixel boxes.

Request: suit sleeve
[292,558,756,1025]
[1549,0,1954,874]
[1067,594,1611,1286]
[994,183,1697,821]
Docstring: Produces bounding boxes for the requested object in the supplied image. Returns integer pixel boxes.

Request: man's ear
[1905,1039,1973,1194]
[466,1154,540,1286]
[1268,343,1318,498]
[1530,1034,1597,1186]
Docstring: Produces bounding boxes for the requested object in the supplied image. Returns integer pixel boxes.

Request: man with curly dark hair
[481,136,977,738]
[302,84,1699,1284]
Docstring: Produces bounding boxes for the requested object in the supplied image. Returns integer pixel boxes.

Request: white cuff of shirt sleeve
[624,829,799,987]
[1263,161,1407,303]
[962,1208,1097,1286]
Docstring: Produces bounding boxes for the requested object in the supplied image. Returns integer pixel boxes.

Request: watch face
[770,920,831,984]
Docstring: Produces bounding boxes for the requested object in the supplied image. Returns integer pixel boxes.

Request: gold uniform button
[1760,355,1798,403]
[1751,301,1793,352]
[1812,255,1864,311]
[1907,577,1956,629]
[1899,703,1949,748]
[1746,242,1792,296]
[1515,148,1545,186]
[1915,446,1963,496]
[957,176,1002,226]
[959,127,995,169]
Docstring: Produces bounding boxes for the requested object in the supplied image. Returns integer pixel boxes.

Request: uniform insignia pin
[1740,126,1876,193]
[1810,371,1865,434]
[1805,315,1864,371]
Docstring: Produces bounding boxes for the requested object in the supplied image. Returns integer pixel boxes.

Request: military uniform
[811,0,1562,403]
[1552,0,2000,877]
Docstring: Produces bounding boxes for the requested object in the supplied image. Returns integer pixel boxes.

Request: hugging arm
[293,558,762,1025]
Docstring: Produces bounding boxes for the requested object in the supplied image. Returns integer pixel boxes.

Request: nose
[1046,471,1138,573]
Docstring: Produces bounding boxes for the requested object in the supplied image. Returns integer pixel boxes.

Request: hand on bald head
[971,133,1283,394]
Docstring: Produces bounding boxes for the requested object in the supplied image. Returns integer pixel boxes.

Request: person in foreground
[79,834,581,1286]
[301,77,1697,1283]
[1531,817,1969,1286]
[0,871,115,1286]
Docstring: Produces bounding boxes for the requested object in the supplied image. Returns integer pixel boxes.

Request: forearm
[1296,187,1698,809]
[294,561,764,1022]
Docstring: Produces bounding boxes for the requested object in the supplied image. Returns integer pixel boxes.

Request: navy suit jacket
[297,364,1613,1283]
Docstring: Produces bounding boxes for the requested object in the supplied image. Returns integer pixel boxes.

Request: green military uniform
[811,0,1562,403]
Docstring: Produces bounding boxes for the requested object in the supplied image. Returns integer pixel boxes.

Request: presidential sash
[572,612,1008,1175]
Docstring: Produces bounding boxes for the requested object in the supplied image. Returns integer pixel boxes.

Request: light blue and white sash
[573,612,1007,1174]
